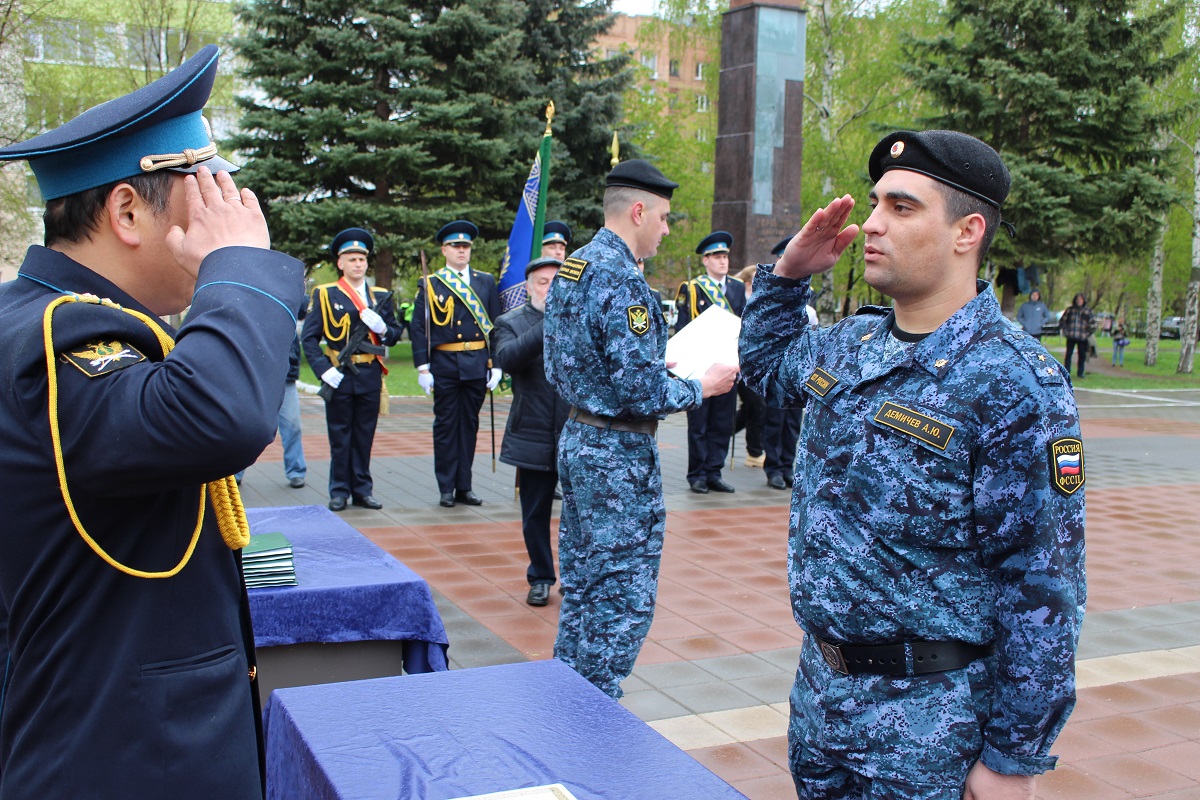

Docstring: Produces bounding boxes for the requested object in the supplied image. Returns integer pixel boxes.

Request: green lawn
[298,341,514,398]
[1040,335,1200,390]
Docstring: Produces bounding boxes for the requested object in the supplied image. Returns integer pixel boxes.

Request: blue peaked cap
[695,231,732,255]
[437,220,478,244]
[331,228,374,257]
[0,45,238,200]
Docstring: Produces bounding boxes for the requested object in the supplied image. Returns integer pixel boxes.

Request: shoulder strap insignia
[61,340,147,378]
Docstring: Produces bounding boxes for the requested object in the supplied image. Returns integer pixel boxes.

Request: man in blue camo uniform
[739,131,1086,799]
[544,160,739,698]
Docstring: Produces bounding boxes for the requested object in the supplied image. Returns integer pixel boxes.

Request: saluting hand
[775,194,859,280]
[165,166,271,278]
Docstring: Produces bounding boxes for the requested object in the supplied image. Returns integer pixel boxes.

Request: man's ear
[631,200,646,227]
[954,213,987,256]
[105,183,145,247]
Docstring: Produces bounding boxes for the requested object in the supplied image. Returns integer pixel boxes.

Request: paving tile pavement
[236,386,1200,799]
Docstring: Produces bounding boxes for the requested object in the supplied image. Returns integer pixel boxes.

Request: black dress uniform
[761,235,804,489]
[675,232,746,491]
[411,221,501,504]
[0,46,304,799]
[301,229,402,508]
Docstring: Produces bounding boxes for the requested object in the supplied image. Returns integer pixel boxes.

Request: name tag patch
[805,367,839,397]
[558,257,588,282]
[873,401,955,450]
[1049,437,1085,496]
[61,340,146,378]
[627,305,650,336]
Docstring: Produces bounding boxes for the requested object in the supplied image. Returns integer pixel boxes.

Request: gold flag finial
[610,131,620,168]
[544,101,555,136]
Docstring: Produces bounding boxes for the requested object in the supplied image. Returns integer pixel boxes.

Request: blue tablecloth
[264,659,745,799]
[246,506,449,673]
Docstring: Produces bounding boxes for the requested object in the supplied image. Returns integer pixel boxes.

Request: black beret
[770,236,793,257]
[695,231,733,255]
[605,159,679,200]
[542,221,572,245]
[524,257,562,278]
[437,220,478,244]
[0,45,238,200]
[869,130,1010,209]
[331,228,374,258]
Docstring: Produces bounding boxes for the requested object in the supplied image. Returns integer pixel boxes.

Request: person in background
[494,257,569,607]
[397,298,414,342]
[302,228,402,511]
[0,46,304,797]
[1017,289,1052,340]
[1059,292,1094,379]
[541,220,572,262]
[1111,315,1129,367]
[733,264,767,469]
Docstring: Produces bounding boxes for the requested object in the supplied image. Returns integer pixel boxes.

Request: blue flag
[498,153,541,313]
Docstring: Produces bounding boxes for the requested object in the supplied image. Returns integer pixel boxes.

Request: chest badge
[805,367,839,397]
[1049,437,1085,496]
[62,340,146,377]
[873,401,955,450]
[627,305,650,336]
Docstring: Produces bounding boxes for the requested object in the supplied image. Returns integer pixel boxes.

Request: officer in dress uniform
[0,46,304,798]
[301,228,402,512]
[675,231,745,493]
[739,131,1086,797]
[544,160,739,698]
[541,220,572,262]
[410,220,502,507]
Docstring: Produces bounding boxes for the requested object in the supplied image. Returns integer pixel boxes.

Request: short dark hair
[603,185,660,218]
[934,182,1000,267]
[43,172,174,248]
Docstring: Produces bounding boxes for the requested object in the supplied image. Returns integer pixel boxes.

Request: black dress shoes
[767,473,789,490]
[689,481,709,494]
[439,493,456,508]
[455,490,483,506]
[288,477,305,489]
[526,584,551,607]
[328,496,347,512]
[707,478,736,493]
[352,495,383,510]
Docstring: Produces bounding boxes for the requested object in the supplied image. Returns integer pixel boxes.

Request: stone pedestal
[713,0,806,267]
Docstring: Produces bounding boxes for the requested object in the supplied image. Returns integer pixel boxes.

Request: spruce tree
[902,0,1187,270]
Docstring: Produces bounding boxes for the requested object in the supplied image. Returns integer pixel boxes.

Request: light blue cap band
[444,232,473,243]
[338,240,369,255]
[702,242,730,254]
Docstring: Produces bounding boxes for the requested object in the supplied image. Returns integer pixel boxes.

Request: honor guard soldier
[740,131,1086,797]
[0,46,305,798]
[544,160,739,698]
[541,220,572,262]
[675,231,745,493]
[301,228,402,512]
[410,220,502,507]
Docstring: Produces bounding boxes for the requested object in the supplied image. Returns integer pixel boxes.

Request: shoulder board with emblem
[853,304,890,317]
[61,340,147,378]
[727,276,744,285]
[558,257,588,282]
[1003,332,1064,387]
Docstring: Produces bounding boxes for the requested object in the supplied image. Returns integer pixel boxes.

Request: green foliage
[903,0,1189,269]
[232,0,629,286]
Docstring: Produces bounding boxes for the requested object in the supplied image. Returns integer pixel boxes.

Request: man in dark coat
[494,257,570,606]
[675,231,746,493]
[0,47,304,798]
[411,220,502,507]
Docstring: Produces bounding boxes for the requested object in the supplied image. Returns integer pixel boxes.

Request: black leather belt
[568,407,658,435]
[813,634,994,677]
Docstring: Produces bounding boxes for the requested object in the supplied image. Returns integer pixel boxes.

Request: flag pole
[529,102,555,262]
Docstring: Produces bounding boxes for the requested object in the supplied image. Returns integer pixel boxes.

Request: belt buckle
[818,639,849,675]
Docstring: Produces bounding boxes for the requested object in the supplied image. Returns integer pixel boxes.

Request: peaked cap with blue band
[542,220,571,245]
[331,228,374,258]
[695,231,732,256]
[437,220,478,245]
[770,236,793,257]
[869,130,1010,209]
[0,45,238,201]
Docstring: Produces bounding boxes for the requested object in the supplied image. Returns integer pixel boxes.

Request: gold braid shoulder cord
[43,293,249,579]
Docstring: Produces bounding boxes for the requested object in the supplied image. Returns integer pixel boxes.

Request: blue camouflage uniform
[544,227,703,698]
[739,271,1086,797]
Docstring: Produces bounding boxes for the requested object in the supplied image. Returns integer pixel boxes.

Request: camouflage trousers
[554,419,665,698]
[789,635,995,799]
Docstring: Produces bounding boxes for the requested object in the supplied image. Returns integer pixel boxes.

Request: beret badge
[890,141,905,158]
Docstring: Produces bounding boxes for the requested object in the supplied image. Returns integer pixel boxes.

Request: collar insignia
[934,358,948,368]
[62,340,146,378]
[627,305,650,336]
[1049,437,1085,496]
[860,333,872,342]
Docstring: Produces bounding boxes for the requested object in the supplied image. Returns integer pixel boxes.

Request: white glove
[418,370,435,395]
[321,367,344,389]
[486,368,503,391]
[360,307,386,334]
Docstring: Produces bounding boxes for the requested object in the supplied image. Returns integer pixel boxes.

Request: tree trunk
[1177,136,1200,374]
[1144,216,1167,367]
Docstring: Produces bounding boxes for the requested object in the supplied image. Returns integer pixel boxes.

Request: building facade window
[640,52,658,79]
[696,94,710,112]
[669,59,680,78]
[695,62,705,81]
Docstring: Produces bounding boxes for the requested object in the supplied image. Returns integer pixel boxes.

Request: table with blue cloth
[247,506,449,695]
[264,659,744,799]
